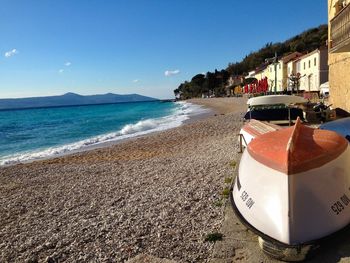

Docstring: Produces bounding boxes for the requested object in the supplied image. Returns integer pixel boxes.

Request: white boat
[244,95,307,124]
[247,94,307,106]
[239,119,282,147]
[231,118,350,261]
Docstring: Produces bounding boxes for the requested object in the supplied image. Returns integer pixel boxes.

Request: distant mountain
[0,92,158,110]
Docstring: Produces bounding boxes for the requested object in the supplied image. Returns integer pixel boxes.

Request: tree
[174,24,328,99]
[288,73,306,93]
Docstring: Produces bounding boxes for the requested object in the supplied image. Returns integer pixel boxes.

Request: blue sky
[0,0,327,99]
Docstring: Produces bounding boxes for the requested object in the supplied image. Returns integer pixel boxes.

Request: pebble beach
[0,97,247,262]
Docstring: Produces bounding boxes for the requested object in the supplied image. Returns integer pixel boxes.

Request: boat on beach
[231,118,350,261]
[247,94,307,106]
[244,95,307,124]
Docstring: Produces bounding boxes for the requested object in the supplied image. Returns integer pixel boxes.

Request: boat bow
[232,119,350,245]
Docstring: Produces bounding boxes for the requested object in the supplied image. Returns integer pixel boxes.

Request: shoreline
[0,97,247,262]
[0,101,213,168]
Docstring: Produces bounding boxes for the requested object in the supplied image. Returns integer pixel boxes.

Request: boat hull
[232,147,350,245]
[247,95,307,106]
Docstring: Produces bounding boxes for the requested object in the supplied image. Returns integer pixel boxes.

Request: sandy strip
[189,97,247,115]
[0,97,247,262]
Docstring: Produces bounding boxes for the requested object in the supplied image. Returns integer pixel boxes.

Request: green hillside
[174,24,328,99]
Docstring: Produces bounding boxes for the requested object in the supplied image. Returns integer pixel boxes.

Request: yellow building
[253,65,268,81]
[266,61,284,92]
[262,66,270,81]
[328,0,350,111]
[266,52,301,92]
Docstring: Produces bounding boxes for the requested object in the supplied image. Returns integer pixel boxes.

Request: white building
[292,48,329,92]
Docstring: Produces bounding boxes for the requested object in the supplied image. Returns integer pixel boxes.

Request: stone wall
[329,53,350,111]
[328,0,350,112]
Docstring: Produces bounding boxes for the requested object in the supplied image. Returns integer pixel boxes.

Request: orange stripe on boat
[247,118,348,174]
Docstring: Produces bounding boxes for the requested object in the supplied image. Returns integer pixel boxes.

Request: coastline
[0,101,211,167]
[0,97,247,262]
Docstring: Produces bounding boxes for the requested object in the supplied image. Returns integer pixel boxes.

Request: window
[314,58,316,66]
[309,60,311,68]
[279,64,281,69]
[304,62,305,70]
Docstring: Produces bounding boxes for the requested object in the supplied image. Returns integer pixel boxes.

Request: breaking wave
[0,102,208,166]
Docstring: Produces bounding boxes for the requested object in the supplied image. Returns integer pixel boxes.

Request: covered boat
[231,118,350,260]
[244,95,307,124]
[247,94,307,106]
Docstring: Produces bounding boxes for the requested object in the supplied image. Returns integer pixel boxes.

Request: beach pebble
[0,98,247,262]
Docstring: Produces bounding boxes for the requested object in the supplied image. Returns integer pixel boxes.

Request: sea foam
[0,102,208,166]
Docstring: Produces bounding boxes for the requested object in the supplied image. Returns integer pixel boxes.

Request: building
[266,61,284,92]
[253,65,269,81]
[226,75,244,87]
[328,0,350,111]
[289,48,328,92]
[266,52,301,92]
[225,75,244,96]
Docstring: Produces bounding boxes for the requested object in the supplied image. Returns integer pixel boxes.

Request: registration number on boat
[331,193,350,215]
[240,190,255,209]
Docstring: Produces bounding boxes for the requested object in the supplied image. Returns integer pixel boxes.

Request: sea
[0,101,208,166]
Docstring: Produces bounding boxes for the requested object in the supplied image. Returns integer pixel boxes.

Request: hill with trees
[174,24,328,99]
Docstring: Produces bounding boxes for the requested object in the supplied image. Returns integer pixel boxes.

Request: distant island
[0,92,158,110]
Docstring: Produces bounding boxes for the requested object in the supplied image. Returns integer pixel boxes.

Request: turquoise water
[0,101,203,165]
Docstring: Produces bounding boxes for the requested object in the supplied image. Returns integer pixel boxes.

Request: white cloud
[133,79,139,83]
[4,49,19,58]
[59,69,64,73]
[164,69,180,77]
[64,62,71,66]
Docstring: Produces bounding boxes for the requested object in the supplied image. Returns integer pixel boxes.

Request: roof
[281,52,303,63]
[293,48,323,61]
[254,64,268,74]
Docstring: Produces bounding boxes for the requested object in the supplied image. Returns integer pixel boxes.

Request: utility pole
[265,52,278,94]
[274,52,278,94]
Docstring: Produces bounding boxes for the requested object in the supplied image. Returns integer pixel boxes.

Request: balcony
[330,3,350,53]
